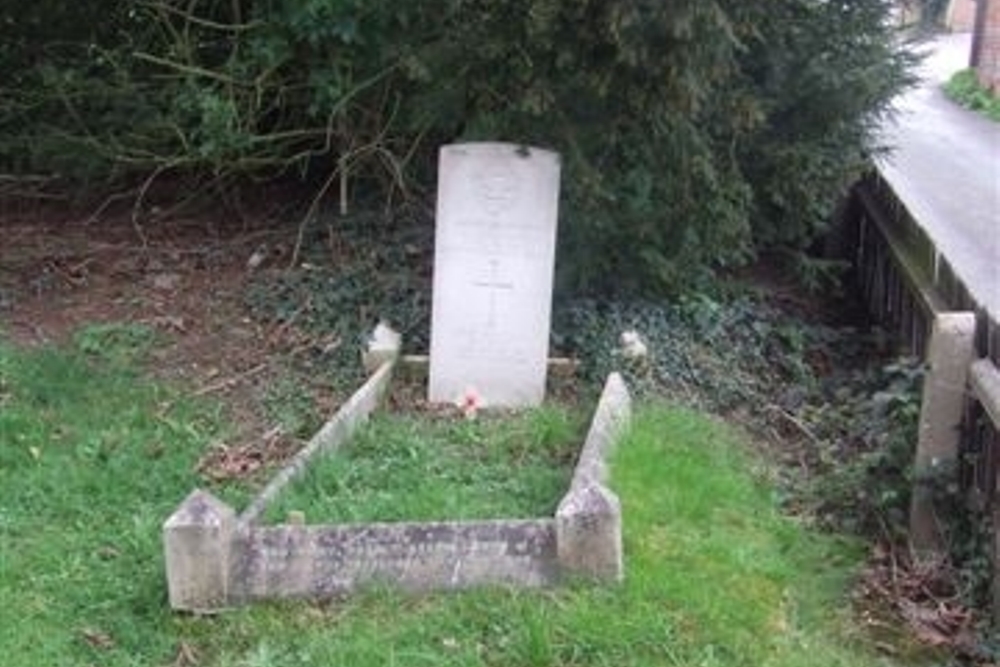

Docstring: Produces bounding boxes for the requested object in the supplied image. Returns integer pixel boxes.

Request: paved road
[877,32,1000,320]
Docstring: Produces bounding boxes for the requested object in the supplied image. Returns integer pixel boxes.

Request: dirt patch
[0,207,317,476]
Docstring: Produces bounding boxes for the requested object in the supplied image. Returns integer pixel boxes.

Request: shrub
[1,0,915,294]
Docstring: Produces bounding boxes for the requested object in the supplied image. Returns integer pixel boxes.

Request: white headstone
[428,142,561,407]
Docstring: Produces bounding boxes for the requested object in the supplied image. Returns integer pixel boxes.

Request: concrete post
[909,312,976,556]
[163,489,236,612]
[555,483,623,582]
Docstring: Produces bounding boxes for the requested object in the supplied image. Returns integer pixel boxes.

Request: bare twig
[132,51,247,86]
[0,174,54,183]
[84,188,139,226]
[138,0,263,32]
[267,297,313,347]
[764,404,822,445]
[131,162,183,248]
[192,363,268,397]
[289,167,342,268]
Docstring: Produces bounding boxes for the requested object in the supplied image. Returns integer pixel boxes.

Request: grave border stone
[163,341,631,611]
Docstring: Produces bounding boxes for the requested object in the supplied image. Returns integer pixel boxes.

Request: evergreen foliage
[0,0,915,293]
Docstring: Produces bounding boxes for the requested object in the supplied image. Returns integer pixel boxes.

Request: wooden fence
[844,171,1000,584]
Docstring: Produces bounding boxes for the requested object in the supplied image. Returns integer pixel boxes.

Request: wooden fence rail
[844,170,1000,615]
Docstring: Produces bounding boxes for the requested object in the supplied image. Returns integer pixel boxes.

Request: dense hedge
[0,0,914,293]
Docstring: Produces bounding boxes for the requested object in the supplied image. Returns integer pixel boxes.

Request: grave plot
[259,405,587,525]
[163,354,631,611]
[163,143,632,611]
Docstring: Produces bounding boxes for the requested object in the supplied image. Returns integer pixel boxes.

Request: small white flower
[620,330,648,360]
[368,322,401,351]
[361,322,401,372]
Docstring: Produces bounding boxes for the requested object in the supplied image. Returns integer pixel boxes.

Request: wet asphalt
[877,32,999,319]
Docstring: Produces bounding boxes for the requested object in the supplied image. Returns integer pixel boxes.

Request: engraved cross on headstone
[473,259,513,327]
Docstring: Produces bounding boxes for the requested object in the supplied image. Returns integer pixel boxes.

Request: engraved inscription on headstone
[429,143,561,407]
[474,161,519,217]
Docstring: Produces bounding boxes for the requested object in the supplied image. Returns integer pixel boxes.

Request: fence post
[909,312,977,557]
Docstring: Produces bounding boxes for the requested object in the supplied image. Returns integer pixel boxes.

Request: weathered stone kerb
[240,359,395,525]
[163,364,631,611]
[556,372,631,581]
[230,519,557,602]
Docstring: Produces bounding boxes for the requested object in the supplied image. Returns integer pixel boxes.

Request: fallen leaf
[95,545,120,560]
[80,628,114,650]
[156,315,187,333]
[151,273,182,291]
[246,246,268,271]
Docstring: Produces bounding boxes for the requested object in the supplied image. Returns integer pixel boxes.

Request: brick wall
[975,0,1000,91]
[947,0,977,31]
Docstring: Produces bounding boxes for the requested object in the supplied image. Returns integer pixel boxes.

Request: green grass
[944,68,1000,122]
[264,407,583,524]
[0,331,914,666]
[0,326,241,666]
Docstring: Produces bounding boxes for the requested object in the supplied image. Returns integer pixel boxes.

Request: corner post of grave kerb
[909,311,976,557]
[555,483,623,582]
[163,489,236,612]
[555,371,630,582]
[362,322,402,375]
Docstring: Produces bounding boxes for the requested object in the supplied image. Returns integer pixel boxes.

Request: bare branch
[137,0,263,32]
[132,51,247,86]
